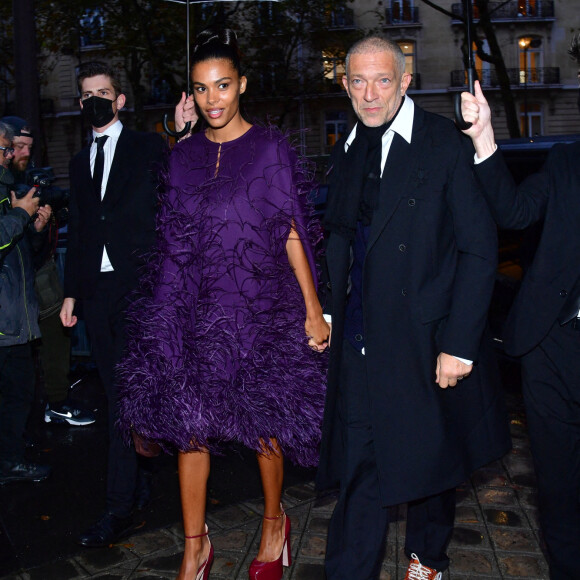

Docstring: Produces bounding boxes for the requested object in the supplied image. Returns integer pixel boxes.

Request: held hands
[435,352,473,389]
[175,92,198,135]
[11,187,39,217]
[305,312,330,352]
[460,80,497,158]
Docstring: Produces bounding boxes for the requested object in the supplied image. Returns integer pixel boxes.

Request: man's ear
[400,72,412,95]
[342,74,350,97]
[116,93,126,110]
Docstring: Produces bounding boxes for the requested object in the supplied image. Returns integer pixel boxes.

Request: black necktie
[93,135,109,197]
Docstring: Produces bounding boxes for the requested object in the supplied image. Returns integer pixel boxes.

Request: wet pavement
[0,358,550,579]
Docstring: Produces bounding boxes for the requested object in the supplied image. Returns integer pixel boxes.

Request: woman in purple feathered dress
[117,28,329,580]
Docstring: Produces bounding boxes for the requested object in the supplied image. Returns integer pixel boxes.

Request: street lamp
[519,36,542,138]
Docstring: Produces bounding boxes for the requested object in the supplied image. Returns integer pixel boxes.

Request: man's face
[12,135,33,172]
[0,134,13,169]
[79,74,126,129]
[343,50,412,127]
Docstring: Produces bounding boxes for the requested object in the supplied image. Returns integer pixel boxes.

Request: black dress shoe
[77,513,134,548]
[0,460,51,485]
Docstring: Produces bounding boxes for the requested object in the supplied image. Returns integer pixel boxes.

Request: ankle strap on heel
[185,530,209,539]
[263,509,285,520]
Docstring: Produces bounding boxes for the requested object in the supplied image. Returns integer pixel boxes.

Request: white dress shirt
[343,94,416,176]
[90,120,123,272]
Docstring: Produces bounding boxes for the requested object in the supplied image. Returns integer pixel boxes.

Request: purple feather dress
[118,126,327,467]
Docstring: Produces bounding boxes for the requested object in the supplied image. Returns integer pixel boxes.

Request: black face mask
[81,95,116,128]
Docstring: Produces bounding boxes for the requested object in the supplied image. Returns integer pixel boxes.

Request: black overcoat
[316,103,511,506]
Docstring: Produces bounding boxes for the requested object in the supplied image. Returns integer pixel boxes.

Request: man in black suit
[461,80,580,580]
[60,62,165,547]
[316,36,511,579]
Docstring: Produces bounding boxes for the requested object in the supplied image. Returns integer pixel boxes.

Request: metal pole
[453,0,476,129]
[524,46,528,138]
[465,0,475,94]
[186,0,190,95]
[162,0,191,138]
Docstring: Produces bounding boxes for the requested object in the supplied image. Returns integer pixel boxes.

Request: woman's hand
[285,225,330,353]
[305,312,330,352]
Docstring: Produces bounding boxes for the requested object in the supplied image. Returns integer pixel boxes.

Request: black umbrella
[454,0,477,130]
[162,0,192,138]
[161,0,281,138]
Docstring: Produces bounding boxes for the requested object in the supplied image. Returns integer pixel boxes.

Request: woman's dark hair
[191,28,242,75]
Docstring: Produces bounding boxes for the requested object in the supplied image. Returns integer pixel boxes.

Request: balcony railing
[451,1,554,21]
[450,67,560,88]
[384,6,420,26]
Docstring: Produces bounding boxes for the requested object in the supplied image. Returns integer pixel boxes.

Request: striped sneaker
[405,553,442,580]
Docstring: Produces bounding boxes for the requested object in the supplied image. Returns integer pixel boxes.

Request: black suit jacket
[64,127,166,300]
[317,103,510,505]
[474,142,580,357]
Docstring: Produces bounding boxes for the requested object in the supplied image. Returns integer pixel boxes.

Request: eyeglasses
[0,146,14,158]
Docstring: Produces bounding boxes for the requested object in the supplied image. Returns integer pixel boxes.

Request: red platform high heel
[248,509,291,580]
[184,525,214,580]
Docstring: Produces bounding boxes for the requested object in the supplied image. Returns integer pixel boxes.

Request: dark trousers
[38,310,71,404]
[521,320,580,580]
[0,343,35,463]
[325,341,455,579]
[83,273,138,518]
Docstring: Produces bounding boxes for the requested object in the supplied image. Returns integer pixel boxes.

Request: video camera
[13,167,70,214]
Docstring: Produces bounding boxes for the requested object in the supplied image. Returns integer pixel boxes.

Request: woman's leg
[255,438,286,562]
[177,450,211,580]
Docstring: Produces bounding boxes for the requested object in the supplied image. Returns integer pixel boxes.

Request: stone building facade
[23,1,580,185]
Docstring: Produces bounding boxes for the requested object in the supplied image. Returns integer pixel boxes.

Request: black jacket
[0,196,40,346]
[474,142,580,356]
[64,127,166,300]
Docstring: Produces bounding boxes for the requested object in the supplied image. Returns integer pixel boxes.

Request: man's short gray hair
[345,35,405,78]
[0,122,14,142]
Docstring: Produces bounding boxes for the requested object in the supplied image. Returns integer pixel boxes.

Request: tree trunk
[12,0,43,165]
[127,50,145,131]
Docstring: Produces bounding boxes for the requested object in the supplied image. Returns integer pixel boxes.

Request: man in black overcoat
[316,36,511,579]
[461,78,580,580]
[60,62,166,547]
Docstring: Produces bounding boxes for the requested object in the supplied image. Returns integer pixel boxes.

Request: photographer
[1,116,95,427]
[1,116,33,176]
[0,121,51,484]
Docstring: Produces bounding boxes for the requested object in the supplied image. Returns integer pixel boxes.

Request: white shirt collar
[92,119,123,143]
[344,95,415,151]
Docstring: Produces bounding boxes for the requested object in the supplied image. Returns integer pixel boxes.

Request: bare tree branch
[568,33,580,63]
